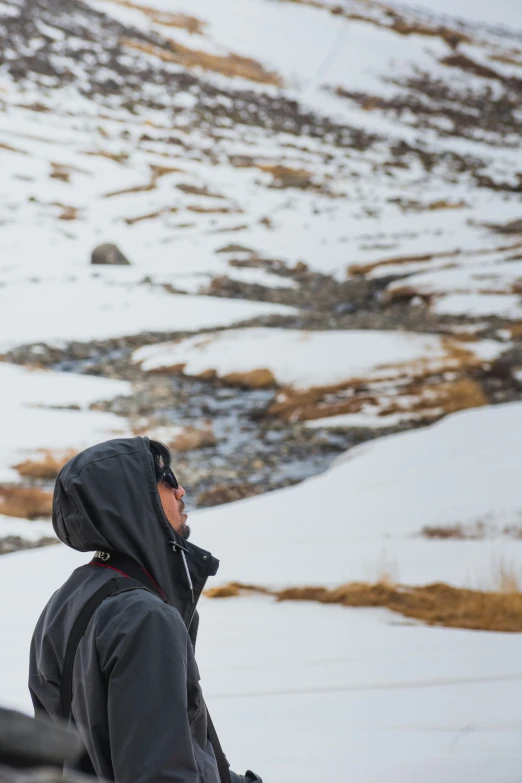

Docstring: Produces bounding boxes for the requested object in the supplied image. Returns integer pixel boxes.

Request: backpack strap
[60,575,142,721]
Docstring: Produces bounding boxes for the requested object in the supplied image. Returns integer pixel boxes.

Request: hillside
[1,1,522,780]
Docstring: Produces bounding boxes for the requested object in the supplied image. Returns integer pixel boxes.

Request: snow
[0,362,131,482]
[433,293,522,320]
[1,519,522,782]
[132,327,503,389]
[190,402,522,588]
[0,279,294,352]
[393,0,522,31]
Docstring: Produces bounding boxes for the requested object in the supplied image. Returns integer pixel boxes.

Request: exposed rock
[91,243,131,266]
[0,707,82,769]
[196,482,263,507]
[0,537,58,556]
[169,426,216,452]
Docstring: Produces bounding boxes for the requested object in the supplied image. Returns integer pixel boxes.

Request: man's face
[158,480,190,540]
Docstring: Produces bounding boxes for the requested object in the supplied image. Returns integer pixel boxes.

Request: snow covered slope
[191,401,522,587]
[1,484,522,783]
[2,0,522,303]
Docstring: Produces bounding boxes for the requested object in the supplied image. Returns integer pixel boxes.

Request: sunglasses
[160,466,179,490]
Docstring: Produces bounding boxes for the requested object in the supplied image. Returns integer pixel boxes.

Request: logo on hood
[94,551,111,561]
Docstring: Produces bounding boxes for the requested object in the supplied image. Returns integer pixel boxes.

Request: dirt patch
[205,578,522,632]
[0,486,53,519]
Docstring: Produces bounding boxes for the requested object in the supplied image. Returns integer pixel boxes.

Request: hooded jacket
[29,437,221,783]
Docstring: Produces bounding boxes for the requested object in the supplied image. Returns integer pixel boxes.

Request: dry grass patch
[177,183,225,199]
[52,203,79,221]
[267,338,490,421]
[104,0,205,33]
[278,0,472,47]
[0,486,53,519]
[349,250,458,277]
[187,205,240,214]
[206,579,522,632]
[421,523,486,540]
[13,450,76,480]
[84,150,129,164]
[0,142,28,154]
[124,207,178,225]
[122,39,281,86]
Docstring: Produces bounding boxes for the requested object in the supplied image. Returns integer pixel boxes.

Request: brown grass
[0,142,28,154]
[177,183,225,198]
[490,52,522,67]
[187,205,240,214]
[257,164,314,189]
[124,207,178,225]
[13,450,76,480]
[52,203,79,221]
[105,163,182,199]
[278,0,472,47]
[104,0,205,33]
[441,54,501,81]
[122,39,282,86]
[50,163,71,182]
[421,523,486,540]
[349,250,458,277]
[267,340,489,422]
[205,579,522,632]
[222,369,276,389]
[0,486,53,519]
[83,150,129,164]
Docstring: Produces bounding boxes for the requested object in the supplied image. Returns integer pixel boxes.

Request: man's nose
[174,485,185,500]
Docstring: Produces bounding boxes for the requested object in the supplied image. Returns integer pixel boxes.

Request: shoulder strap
[206,711,230,783]
[61,575,135,721]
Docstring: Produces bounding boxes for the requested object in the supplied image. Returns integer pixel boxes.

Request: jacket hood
[52,436,218,608]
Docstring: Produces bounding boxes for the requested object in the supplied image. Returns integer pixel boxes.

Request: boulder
[90,243,130,266]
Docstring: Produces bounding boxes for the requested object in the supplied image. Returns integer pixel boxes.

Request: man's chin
[180,523,191,541]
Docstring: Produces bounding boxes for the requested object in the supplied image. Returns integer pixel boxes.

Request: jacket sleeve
[95,589,200,783]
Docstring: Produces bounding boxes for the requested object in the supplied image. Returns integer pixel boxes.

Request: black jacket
[29,437,222,783]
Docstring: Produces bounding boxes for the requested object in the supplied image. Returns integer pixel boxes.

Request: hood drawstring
[171,541,195,604]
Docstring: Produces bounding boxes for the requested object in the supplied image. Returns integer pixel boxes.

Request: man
[29,437,261,783]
